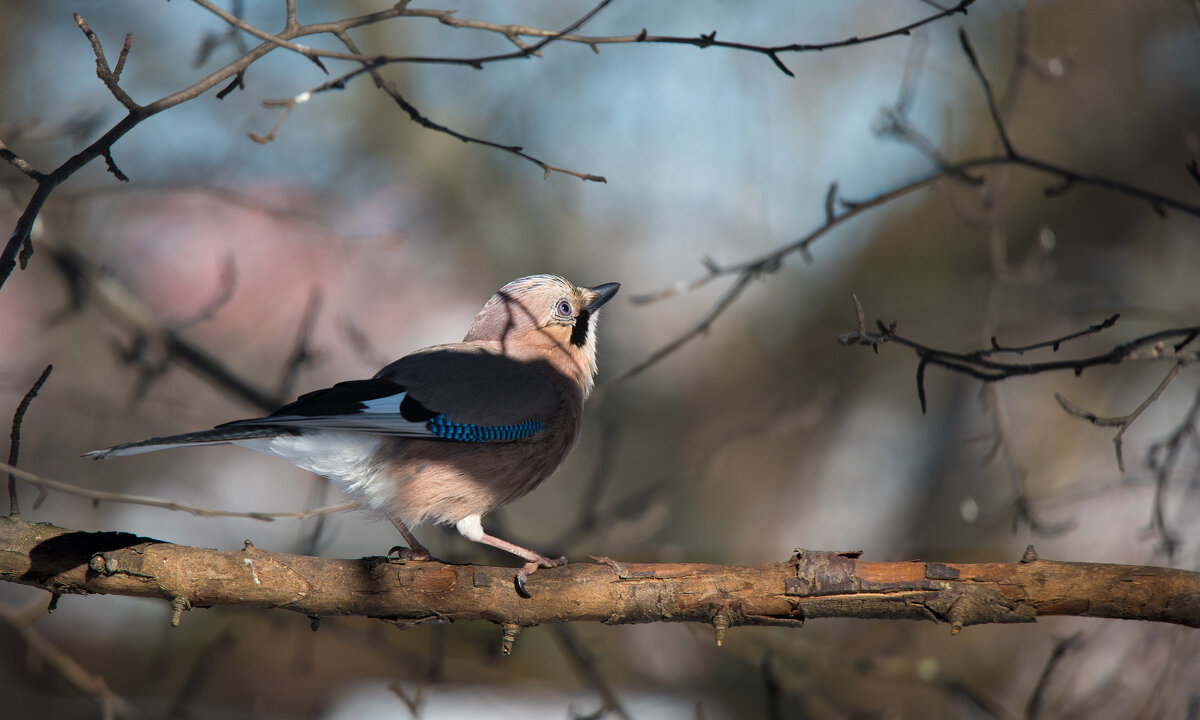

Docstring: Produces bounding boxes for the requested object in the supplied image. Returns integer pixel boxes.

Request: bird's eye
[555,300,573,318]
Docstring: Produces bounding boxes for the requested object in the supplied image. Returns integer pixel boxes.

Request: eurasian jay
[86,274,620,596]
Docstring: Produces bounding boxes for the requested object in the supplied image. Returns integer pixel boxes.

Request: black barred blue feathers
[427,414,544,442]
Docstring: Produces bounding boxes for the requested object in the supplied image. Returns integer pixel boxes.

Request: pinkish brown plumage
[86,275,619,595]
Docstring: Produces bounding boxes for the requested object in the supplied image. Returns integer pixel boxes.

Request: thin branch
[987,314,1120,355]
[0,600,143,719]
[971,7,1084,541]
[636,151,1200,310]
[959,29,1015,158]
[1,0,1178,294]
[0,139,44,180]
[2,12,289,291]
[622,24,1200,381]
[200,0,977,79]
[838,303,1200,412]
[0,461,357,522]
[172,254,237,330]
[1144,386,1200,557]
[552,626,632,720]
[632,153,1199,361]
[602,270,756,388]
[193,0,248,69]
[1055,360,1186,473]
[277,287,324,401]
[1025,633,1084,720]
[260,31,606,182]
[8,365,53,519]
[165,625,238,717]
[75,14,140,111]
[45,244,279,412]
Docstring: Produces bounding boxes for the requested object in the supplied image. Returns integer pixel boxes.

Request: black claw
[386,545,432,562]
[514,574,531,599]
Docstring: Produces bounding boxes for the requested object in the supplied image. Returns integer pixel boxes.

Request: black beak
[584,282,620,312]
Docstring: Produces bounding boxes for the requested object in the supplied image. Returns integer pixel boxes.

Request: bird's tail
[84,426,291,459]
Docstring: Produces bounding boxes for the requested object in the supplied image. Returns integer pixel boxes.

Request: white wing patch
[237,391,437,437]
[359,394,407,414]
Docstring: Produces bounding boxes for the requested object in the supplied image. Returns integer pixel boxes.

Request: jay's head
[464,275,620,393]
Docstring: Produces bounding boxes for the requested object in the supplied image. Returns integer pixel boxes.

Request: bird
[86,274,620,597]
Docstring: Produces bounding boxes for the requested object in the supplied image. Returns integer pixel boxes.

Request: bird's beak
[584,282,620,311]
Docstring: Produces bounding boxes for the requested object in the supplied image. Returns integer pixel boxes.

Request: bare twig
[1026,633,1084,720]
[388,678,428,717]
[46,244,279,412]
[621,24,1200,383]
[76,15,140,111]
[258,28,607,182]
[8,365,53,519]
[636,151,1200,309]
[199,0,976,78]
[553,625,632,720]
[172,255,237,330]
[0,600,143,719]
[967,7,1079,540]
[2,10,290,291]
[959,29,1016,158]
[0,139,44,180]
[277,288,324,401]
[988,314,1121,355]
[235,0,614,180]
[1054,360,1187,473]
[165,624,238,718]
[1142,386,1200,556]
[0,460,356,521]
[604,271,756,388]
[838,303,1199,414]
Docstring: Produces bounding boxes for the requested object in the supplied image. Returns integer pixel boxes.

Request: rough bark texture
[2,517,1198,638]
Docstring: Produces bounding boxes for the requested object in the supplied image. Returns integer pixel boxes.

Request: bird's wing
[227,344,565,440]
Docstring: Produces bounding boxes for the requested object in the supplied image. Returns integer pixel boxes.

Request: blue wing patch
[427,414,544,442]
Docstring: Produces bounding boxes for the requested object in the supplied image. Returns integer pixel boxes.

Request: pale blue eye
[556,300,573,317]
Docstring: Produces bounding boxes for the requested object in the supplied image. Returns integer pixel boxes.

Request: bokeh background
[2,0,1199,717]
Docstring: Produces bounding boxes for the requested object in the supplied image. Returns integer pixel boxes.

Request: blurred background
[1,0,1199,717]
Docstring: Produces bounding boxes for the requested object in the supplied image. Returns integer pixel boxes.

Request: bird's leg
[386,514,433,561]
[476,532,567,598]
[454,514,565,597]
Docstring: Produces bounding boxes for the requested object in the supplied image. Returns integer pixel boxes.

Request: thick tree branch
[2,518,1197,647]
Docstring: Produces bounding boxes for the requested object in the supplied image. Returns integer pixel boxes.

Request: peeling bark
[2,518,1198,637]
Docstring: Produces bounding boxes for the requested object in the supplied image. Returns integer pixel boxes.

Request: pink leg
[387,515,432,561]
[473,531,567,597]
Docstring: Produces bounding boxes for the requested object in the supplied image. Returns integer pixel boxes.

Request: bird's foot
[387,545,433,563]
[513,554,568,598]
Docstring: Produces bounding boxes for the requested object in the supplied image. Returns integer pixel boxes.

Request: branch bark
[2,518,1197,643]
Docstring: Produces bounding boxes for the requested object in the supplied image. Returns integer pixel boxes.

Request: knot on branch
[922,584,1037,635]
